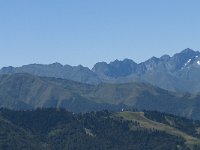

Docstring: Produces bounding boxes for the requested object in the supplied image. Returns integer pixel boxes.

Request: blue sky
[0,0,200,68]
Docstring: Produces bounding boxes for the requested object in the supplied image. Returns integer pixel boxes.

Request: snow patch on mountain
[184,59,191,66]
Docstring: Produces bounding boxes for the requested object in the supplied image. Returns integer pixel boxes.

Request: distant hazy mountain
[1,48,200,93]
[0,63,101,84]
[1,73,200,120]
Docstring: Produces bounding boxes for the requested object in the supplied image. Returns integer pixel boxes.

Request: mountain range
[1,48,200,120]
[1,48,200,93]
[1,73,200,120]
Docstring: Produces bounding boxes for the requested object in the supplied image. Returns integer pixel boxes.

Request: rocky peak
[160,55,170,62]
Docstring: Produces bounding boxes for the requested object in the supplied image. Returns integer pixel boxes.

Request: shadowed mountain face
[1,48,200,93]
[1,73,200,120]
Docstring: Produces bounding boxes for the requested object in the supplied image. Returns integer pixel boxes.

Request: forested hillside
[0,108,200,150]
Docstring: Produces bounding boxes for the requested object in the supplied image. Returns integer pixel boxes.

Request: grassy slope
[115,111,200,149]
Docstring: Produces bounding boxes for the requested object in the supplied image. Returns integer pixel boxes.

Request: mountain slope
[116,111,200,149]
[1,108,199,150]
[0,73,126,112]
[1,73,200,120]
[0,115,41,149]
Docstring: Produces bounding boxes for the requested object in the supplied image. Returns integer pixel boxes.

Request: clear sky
[0,0,200,68]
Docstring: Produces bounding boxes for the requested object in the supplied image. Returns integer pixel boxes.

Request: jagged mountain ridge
[1,48,200,92]
[93,48,200,75]
[92,48,200,92]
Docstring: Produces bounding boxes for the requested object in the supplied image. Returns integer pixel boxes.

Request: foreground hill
[1,108,200,150]
[1,74,200,120]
